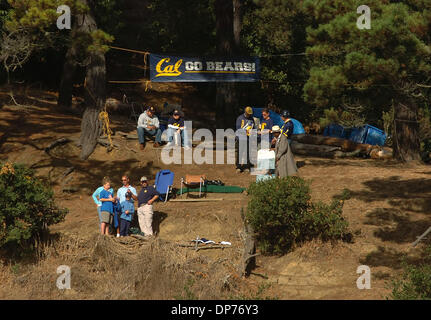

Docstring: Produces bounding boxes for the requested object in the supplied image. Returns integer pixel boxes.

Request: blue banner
[150,54,260,82]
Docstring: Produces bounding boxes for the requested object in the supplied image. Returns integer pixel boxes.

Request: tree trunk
[238,209,256,278]
[233,0,243,49]
[58,0,107,160]
[58,39,78,110]
[215,0,237,129]
[393,95,421,162]
[79,50,106,160]
[291,134,374,153]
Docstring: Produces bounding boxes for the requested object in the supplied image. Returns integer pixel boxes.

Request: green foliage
[319,107,365,128]
[0,162,68,252]
[391,246,431,300]
[303,0,431,110]
[243,0,312,120]
[0,0,10,31]
[246,177,350,255]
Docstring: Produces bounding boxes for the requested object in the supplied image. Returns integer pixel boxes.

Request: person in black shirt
[167,109,191,149]
[235,106,255,173]
[137,176,159,237]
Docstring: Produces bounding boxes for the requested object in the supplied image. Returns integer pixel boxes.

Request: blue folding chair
[155,170,175,202]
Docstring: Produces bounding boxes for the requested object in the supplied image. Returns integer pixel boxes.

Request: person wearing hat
[137,106,163,149]
[280,110,294,144]
[235,106,256,173]
[137,176,160,237]
[166,109,191,149]
[271,125,281,148]
[274,123,298,178]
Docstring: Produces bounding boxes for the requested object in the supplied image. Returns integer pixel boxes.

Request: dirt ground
[1,86,431,300]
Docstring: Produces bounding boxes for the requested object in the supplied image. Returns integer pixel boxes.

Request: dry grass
[0,233,247,300]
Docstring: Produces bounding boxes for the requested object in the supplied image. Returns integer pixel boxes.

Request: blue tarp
[323,123,387,146]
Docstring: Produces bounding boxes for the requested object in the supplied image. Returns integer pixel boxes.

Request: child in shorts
[99,178,116,235]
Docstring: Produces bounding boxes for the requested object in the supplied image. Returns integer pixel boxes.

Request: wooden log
[44,138,71,153]
[117,131,138,140]
[412,226,431,247]
[292,134,373,153]
[238,209,256,278]
[291,141,342,158]
[369,147,393,160]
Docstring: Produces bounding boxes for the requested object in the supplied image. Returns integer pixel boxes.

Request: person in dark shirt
[167,110,190,149]
[280,110,294,143]
[137,176,159,237]
[259,108,274,149]
[235,106,255,173]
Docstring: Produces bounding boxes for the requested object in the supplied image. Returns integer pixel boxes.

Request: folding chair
[180,174,206,198]
[155,170,175,202]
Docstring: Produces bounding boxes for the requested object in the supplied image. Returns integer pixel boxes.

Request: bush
[246,177,350,255]
[391,247,431,300]
[0,162,68,253]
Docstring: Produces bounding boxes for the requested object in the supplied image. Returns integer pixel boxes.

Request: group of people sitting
[92,175,160,237]
[136,106,191,150]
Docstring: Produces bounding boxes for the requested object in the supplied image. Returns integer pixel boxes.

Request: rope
[99,108,114,151]
[108,45,150,56]
[145,80,152,92]
[108,45,150,72]
[108,80,143,84]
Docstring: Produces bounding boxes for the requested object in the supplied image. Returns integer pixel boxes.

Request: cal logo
[156,58,183,77]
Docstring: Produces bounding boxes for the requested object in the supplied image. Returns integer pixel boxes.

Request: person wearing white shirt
[137,106,162,149]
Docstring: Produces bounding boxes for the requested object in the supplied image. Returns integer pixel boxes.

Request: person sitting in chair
[137,106,162,149]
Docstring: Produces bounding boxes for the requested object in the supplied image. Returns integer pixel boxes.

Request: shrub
[391,246,431,300]
[246,177,350,255]
[0,162,68,253]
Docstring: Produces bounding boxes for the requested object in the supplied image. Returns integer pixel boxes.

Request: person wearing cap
[274,123,298,178]
[119,191,135,237]
[235,106,256,173]
[166,109,191,149]
[137,106,163,149]
[280,110,294,144]
[137,176,160,237]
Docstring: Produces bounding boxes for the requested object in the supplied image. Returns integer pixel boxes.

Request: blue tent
[252,108,305,134]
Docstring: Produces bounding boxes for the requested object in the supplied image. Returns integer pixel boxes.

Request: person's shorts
[100,211,113,224]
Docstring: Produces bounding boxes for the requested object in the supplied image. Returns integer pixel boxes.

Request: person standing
[235,106,256,173]
[115,175,138,237]
[274,124,298,178]
[259,108,274,149]
[137,106,162,149]
[119,191,135,237]
[99,178,116,235]
[117,175,138,203]
[137,176,160,237]
[92,177,114,228]
[280,110,294,144]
